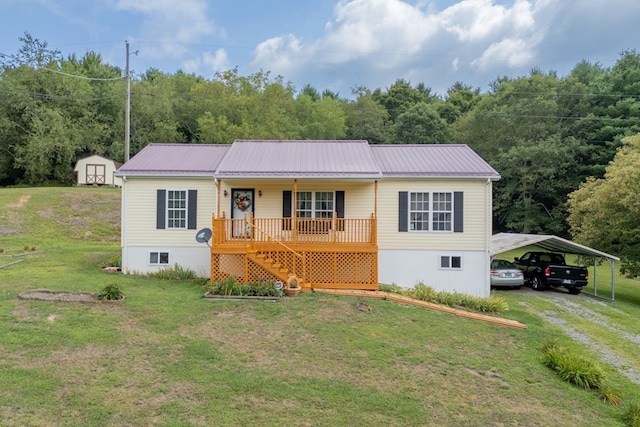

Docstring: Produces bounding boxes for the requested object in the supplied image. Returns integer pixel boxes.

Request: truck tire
[531,276,544,291]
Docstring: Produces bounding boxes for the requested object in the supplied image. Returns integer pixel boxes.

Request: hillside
[0,186,121,251]
[0,187,639,426]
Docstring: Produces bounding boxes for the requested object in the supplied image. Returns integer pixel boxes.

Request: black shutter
[188,190,197,230]
[335,190,345,231]
[454,191,463,233]
[399,191,408,232]
[282,190,292,230]
[157,189,166,229]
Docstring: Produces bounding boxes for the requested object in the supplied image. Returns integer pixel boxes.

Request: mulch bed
[18,290,115,303]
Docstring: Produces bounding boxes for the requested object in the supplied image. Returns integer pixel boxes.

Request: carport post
[593,259,597,297]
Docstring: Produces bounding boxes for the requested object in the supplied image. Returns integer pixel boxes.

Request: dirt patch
[18,290,100,303]
[6,194,31,208]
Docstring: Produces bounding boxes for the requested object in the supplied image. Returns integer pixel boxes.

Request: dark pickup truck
[513,251,588,294]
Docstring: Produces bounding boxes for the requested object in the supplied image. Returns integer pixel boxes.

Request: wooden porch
[210,214,378,290]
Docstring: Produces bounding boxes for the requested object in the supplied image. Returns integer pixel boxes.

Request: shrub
[542,343,604,389]
[622,401,640,427]
[205,276,240,296]
[100,254,122,268]
[97,284,124,301]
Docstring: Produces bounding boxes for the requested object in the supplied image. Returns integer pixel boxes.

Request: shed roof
[371,144,500,178]
[116,143,230,176]
[491,233,619,260]
[74,154,122,170]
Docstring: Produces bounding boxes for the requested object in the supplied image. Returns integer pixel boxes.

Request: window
[156,189,197,230]
[167,190,187,229]
[296,191,334,218]
[149,251,170,265]
[440,255,462,270]
[409,191,453,232]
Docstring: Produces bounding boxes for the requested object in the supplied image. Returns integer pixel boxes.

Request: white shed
[74,155,123,187]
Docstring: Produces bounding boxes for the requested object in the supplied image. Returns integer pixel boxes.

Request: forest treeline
[2,34,640,273]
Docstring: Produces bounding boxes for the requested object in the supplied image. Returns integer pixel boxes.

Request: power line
[39,67,123,81]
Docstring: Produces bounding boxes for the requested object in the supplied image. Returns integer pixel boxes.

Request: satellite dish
[195,228,212,245]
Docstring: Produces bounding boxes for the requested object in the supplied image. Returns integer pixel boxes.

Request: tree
[493,136,582,235]
[393,102,448,144]
[437,82,482,125]
[567,133,640,276]
[372,79,430,122]
[343,87,391,144]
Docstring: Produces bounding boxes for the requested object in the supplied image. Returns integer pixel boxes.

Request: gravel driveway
[503,287,640,385]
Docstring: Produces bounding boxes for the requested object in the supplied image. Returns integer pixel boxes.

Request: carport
[491,233,620,302]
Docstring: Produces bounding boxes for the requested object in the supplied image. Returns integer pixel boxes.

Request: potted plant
[284,276,301,297]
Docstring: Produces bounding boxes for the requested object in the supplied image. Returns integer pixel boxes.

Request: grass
[1,187,640,426]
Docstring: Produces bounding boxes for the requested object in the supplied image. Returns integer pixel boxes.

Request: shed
[491,233,620,301]
[74,155,123,187]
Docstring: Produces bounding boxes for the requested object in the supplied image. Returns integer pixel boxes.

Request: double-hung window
[409,191,453,232]
[156,189,197,230]
[296,191,334,218]
[167,190,187,229]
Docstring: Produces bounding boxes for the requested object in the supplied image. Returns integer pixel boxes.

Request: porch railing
[211,213,376,246]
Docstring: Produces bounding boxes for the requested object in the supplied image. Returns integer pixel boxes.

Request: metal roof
[214,140,382,179]
[116,140,500,180]
[371,144,501,179]
[491,233,619,260]
[116,143,230,176]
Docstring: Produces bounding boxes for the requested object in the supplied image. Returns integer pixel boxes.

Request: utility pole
[124,41,131,162]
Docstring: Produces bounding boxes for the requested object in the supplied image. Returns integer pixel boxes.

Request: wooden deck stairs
[246,249,304,286]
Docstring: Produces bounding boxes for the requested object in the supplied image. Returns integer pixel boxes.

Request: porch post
[374,180,378,218]
[216,179,221,217]
[293,179,298,244]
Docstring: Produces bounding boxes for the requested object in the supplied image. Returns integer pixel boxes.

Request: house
[74,154,123,187]
[115,140,500,297]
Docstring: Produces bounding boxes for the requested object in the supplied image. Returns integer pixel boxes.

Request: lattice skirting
[211,251,377,288]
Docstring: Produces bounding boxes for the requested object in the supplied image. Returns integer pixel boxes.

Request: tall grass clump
[149,264,197,280]
[542,342,604,390]
[622,401,640,427]
[406,282,508,314]
[203,276,282,297]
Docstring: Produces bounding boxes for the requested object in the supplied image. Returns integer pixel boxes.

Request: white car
[490,258,524,289]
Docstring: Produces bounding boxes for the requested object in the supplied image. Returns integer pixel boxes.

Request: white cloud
[115,0,217,57]
[182,49,230,77]
[246,0,639,95]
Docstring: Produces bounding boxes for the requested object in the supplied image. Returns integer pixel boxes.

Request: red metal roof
[116,141,500,180]
[116,143,230,175]
[370,144,500,178]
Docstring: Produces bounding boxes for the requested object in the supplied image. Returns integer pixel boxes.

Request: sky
[1,0,639,97]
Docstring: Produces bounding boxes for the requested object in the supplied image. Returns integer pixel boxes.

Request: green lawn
[1,187,639,426]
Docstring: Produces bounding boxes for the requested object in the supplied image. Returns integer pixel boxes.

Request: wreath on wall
[235,194,251,211]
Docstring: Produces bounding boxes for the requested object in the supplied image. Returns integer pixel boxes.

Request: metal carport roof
[491,233,619,260]
[491,233,619,301]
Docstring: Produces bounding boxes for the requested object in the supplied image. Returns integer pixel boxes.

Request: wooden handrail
[247,216,304,260]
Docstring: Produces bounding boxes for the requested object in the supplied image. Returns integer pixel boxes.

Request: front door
[231,189,254,237]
